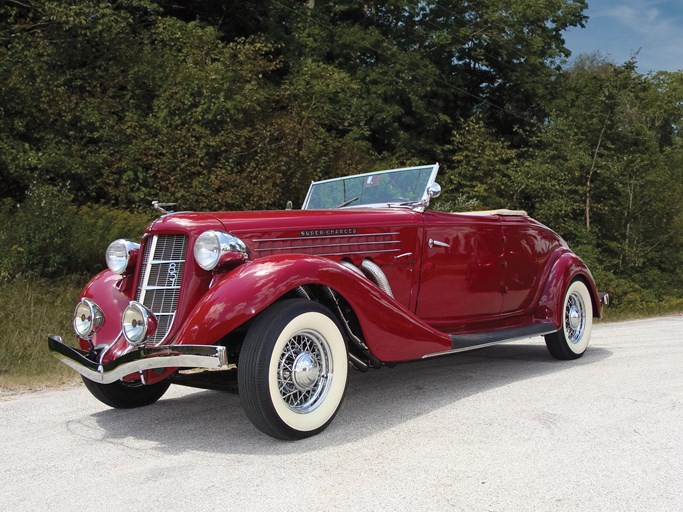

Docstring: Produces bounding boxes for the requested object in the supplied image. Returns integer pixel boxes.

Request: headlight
[105,239,140,274]
[194,230,248,271]
[122,301,156,346]
[73,299,104,339]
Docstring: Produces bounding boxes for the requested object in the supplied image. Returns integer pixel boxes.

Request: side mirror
[286,200,293,210]
[427,182,441,199]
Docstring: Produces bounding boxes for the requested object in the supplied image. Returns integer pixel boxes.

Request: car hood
[147,208,422,237]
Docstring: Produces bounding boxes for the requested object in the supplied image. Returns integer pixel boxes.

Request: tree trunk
[586,117,608,231]
[620,178,635,270]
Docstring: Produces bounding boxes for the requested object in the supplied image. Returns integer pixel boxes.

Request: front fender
[173,254,451,362]
[78,270,129,351]
[534,252,601,327]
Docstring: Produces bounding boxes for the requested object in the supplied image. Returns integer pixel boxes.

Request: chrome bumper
[47,335,229,385]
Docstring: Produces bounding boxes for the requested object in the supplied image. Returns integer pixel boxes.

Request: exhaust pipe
[360,259,394,298]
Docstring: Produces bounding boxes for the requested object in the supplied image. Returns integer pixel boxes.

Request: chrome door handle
[428,239,449,248]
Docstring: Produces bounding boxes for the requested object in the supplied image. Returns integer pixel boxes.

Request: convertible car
[48,164,607,440]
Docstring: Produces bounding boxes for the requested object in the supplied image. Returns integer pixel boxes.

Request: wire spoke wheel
[277,330,333,413]
[545,279,593,360]
[238,299,348,440]
[564,291,587,343]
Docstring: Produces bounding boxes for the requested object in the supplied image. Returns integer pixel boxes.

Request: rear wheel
[81,376,170,408]
[545,279,593,360]
[238,299,348,440]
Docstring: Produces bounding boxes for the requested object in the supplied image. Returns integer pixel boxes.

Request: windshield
[302,164,438,210]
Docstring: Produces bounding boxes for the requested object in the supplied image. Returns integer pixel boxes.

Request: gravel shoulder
[1,316,681,511]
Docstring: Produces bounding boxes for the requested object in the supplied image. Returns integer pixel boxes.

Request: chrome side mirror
[427,182,441,199]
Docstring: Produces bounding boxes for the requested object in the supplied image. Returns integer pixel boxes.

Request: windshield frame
[301,163,440,210]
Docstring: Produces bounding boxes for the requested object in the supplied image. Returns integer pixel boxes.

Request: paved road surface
[1,317,681,511]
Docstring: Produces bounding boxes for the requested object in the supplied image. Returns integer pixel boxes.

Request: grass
[0,276,86,390]
[0,276,680,392]
[599,297,683,322]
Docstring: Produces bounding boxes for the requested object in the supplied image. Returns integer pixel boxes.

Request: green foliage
[437,61,683,304]
[0,1,680,313]
[0,184,152,279]
[440,115,521,210]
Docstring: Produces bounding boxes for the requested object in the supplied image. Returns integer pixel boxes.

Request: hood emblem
[152,201,177,214]
[168,262,179,287]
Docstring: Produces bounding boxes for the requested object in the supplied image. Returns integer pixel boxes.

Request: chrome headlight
[194,230,248,271]
[73,299,104,339]
[105,239,140,274]
[122,301,156,346]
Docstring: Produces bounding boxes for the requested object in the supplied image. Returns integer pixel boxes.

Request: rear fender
[173,254,451,362]
[534,252,601,328]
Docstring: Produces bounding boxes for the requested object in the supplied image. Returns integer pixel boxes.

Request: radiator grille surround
[134,234,187,346]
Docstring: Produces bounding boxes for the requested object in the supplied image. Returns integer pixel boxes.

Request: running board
[422,323,557,359]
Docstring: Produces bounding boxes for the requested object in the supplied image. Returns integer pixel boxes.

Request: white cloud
[564,0,683,71]
[594,2,675,39]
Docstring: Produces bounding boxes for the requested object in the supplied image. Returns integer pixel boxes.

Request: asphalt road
[1,317,681,511]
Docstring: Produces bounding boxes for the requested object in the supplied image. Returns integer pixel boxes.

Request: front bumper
[47,335,229,384]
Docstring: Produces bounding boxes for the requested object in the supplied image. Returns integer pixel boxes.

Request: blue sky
[563,0,683,72]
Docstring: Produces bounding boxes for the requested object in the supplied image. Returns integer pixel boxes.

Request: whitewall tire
[238,299,348,440]
[545,279,593,360]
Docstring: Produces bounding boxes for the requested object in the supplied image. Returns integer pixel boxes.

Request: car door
[415,211,504,331]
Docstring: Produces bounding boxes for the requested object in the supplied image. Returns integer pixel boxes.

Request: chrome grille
[135,234,187,346]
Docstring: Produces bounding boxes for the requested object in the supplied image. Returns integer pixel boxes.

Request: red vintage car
[49,164,606,440]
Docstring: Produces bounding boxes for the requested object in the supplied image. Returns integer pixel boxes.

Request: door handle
[428,238,449,249]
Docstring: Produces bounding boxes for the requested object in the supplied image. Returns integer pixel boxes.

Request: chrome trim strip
[254,240,400,251]
[422,326,557,358]
[314,248,400,257]
[138,235,158,306]
[253,232,400,243]
[48,335,228,385]
[143,285,182,290]
[422,340,512,358]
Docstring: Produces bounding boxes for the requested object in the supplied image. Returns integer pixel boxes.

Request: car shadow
[87,342,611,454]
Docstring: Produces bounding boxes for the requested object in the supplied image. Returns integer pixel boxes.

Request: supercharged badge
[300,228,358,237]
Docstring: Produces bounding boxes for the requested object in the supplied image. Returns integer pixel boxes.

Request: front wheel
[81,376,170,408]
[238,299,348,440]
[545,279,594,360]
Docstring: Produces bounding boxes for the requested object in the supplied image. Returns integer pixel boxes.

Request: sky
[563,0,683,72]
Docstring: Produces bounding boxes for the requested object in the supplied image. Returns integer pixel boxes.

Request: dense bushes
[0,185,152,279]
[0,1,681,314]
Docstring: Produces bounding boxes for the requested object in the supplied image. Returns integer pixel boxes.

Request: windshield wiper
[336,196,359,208]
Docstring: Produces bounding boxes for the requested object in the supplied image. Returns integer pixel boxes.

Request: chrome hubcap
[568,306,580,330]
[291,352,320,391]
[277,329,332,413]
[565,292,586,344]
